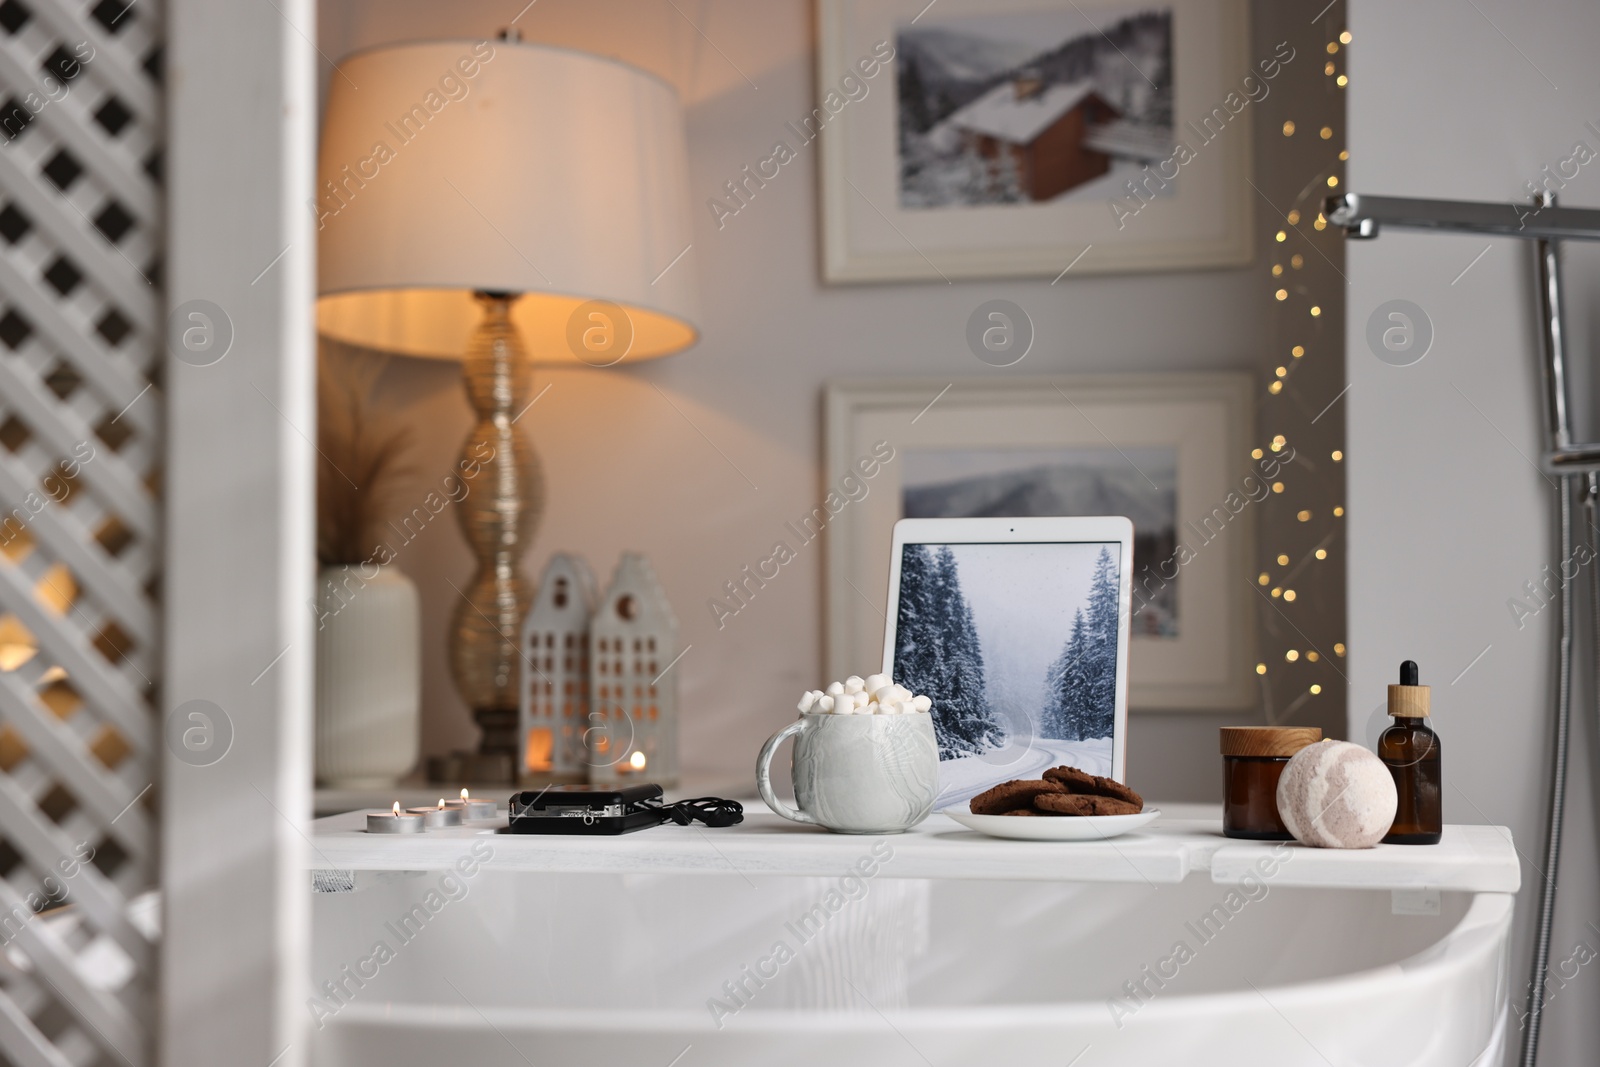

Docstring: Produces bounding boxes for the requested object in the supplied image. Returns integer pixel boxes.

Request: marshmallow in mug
[797,674,933,716]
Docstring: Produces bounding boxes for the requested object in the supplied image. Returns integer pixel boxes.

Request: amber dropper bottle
[1380,660,1442,844]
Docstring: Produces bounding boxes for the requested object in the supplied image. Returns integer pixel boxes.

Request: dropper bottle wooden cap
[1387,659,1431,718]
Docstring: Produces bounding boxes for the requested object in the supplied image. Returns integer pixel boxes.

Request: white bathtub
[307,865,1512,1066]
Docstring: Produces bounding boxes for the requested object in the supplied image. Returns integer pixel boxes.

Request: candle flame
[438,798,446,810]
[460,788,470,802]
[392,802,401,816]
[629,750,647,771]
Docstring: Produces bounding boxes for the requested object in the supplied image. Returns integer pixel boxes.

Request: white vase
[314,563,421,788]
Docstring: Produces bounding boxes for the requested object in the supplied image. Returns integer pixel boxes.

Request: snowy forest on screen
[892,545,1006,758]
[892,542,1121,761]
[1040,548,1119,741]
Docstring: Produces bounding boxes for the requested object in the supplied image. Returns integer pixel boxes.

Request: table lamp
[315,34,699,777]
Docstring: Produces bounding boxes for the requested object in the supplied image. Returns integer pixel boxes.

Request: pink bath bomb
[1276,740,1397,849]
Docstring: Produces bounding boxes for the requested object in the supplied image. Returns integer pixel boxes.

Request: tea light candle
[443,788,495,820]
[366,802,425,834]
[407,799,463,828]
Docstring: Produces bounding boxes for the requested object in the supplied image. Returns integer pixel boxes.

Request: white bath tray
[307,805,1520,894]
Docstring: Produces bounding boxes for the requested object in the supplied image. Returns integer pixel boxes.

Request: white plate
[941,808,1161,841]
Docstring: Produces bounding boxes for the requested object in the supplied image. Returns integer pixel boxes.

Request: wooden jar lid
[1220,726,1323,758]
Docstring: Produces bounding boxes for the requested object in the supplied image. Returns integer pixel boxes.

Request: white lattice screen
[0,0,160,1064]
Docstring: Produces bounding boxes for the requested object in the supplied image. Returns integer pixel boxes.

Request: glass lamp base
[448,292,546,761]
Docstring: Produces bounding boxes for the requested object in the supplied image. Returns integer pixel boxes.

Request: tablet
[882,516,1134,809]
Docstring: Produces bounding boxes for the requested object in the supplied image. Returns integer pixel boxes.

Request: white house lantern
[518,553,598,783]
[589,553,679,786]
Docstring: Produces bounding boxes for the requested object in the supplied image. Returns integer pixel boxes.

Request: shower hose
[1519,474,1595,1067]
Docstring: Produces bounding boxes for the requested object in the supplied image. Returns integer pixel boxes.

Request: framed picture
[817,0,1256,282]
[825,374,1257,709]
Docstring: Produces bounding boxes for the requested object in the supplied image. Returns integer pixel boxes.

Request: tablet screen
[891,540,1122,807]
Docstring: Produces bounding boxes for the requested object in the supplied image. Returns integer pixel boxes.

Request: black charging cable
[641,796,745,828]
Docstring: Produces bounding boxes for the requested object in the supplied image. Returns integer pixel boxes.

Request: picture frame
[825,374,1257,709]
[817,0,1256,282]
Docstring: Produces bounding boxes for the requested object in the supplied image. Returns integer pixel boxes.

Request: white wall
[1347,2,1600,1061]
[314,0,1333,800]
[168,3,315,1065]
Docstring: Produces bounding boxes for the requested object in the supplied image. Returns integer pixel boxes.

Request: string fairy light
[1256,15,1348,720]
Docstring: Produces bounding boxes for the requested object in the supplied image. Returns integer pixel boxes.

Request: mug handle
[756,718,818,825]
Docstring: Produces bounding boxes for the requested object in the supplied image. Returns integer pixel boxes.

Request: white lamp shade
[315,40,699,363]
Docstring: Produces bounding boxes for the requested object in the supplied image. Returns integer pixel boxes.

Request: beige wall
[315,0,1342,800]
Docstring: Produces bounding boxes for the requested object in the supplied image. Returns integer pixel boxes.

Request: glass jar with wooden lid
[1220,726,1324,839]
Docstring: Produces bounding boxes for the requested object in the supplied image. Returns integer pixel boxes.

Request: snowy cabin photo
[896,6,1174,209]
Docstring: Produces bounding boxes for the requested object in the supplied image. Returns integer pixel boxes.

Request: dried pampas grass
[317,342,414,567]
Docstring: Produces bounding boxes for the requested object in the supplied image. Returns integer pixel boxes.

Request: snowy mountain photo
[896,6,1174,209]
[903,446,1177,637]
[891,540,1124,807]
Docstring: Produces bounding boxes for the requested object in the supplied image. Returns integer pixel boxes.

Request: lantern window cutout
[518,552,598,783]
[588,553,679,786]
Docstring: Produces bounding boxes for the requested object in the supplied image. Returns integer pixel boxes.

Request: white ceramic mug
[756,712,939,834]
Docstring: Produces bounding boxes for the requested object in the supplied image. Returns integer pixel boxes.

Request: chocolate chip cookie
[969,778,1066,815]
[1042,765,1144,808]
[1034,792,1142,817]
